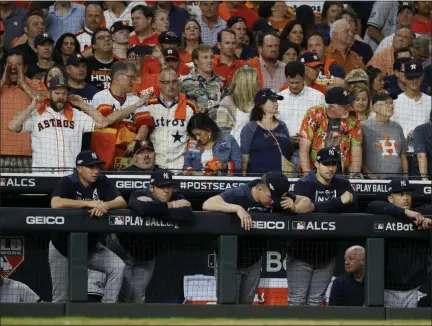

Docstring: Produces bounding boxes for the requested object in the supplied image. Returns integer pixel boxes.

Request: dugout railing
[0,208,431,320]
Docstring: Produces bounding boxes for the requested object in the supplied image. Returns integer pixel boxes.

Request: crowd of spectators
[1,0,431,179]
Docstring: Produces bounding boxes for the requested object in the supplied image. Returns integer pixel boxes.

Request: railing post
[217,235,238,304]
[365,238,384,307]
[68,232,88,302]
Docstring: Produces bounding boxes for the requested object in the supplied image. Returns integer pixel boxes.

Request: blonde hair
[350,83,371,118]
[229,65,258,113]
[152,9,168,31]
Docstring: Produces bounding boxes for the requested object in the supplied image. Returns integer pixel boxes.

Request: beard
[50,99,66,112]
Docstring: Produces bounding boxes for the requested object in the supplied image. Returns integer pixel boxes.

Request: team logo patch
[1,237,25,278]
[109,216,124,225]
[292,221,305,230]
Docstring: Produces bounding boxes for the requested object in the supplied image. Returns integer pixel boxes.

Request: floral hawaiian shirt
[299,104,362,173]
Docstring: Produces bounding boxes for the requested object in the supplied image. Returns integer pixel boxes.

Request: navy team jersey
[50,171,121,256]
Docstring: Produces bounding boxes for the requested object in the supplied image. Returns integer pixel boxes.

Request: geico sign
[115,180,149,189]
[424,187,431,195]
[252,221,285,230]
[26,216,65,225]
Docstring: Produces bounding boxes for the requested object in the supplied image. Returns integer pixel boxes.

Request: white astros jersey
[21,102,95,174]
[92,88,142,126]
[135,95,198,172]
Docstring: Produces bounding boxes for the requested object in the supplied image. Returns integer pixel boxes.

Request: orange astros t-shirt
[128,33,159,46]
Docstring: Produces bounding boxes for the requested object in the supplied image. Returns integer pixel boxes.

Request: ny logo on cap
[411,64,416,69]
[400,180,407,187]
[167,49,173,54]
[43,33,49,38]
[269,183,274,191]
[163,173,169,179]
[76,54,82,59]
[329,149,335,155]
[313,55,318,60]
[402,2,409,6]
[300,58,305,63]
[343,91,348,97]
[77,160,83,164]
[91,152,97,159]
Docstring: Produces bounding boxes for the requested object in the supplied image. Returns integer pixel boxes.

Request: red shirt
[142,56,190,76]
[218,2,259,30]
[128,33,159,46]
[412,18,432,35]
[213,55,246,85]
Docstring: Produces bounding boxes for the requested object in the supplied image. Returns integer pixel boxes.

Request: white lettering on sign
[115,181,150,189]
[266,251,287,272]
[252,221,286,230]
[26,216,65,225]
[0,238,23,255]
[124,216,179,229]
[385,222,414,232]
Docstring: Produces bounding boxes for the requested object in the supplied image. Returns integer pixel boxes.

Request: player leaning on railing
[366,177,432,308]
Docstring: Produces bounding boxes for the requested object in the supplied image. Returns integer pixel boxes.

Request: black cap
[34,32,54,47]
[316,147,341,165]
[398,1,415,15]
[252,18,275,33]
[265,171,291,204]
[110,21,133,34]
[300,51,324,68]
[372,90,398,105]
[388,177,415,194]
[325,87,355,105]
[66,53,87,66]
[127,44,153,57]
[47,75,70,91]
[227,16,246,28]
[159,31,180,44]
[254,88,283,102]
[393,57,411,72]
[403,59,423,77]
[150,169,173,187]
[163,48,180,60]
[134,140,155,154]
[76,150,105,167]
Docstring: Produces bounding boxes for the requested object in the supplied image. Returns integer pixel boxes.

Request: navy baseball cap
[398,2,415,15]
[163,48,180,60]
[300,51,324,68]
[227,16,246,28]
[127,44,153,57]
[159,31,180,44]
[403,60,423,78]
[388,177,415,194]
[255,88,284,102]
[110,21,133,34]
[66,53,87,66]
[265,171,292,203]
[134,140,155,154]
[316,147,341,165]
[372,90,398,105]
[252,19,275,33]
[76,150,105,167]
[47,76,70,91]
[34,32,54,47]
[325,87,355,105]
[150,170,173,187]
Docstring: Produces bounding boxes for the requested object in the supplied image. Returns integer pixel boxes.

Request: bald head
[344,245,365,274]
[331,19,354,47]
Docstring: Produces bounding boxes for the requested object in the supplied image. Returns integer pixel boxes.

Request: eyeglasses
[120,73,135,79]
[159,80,179,86]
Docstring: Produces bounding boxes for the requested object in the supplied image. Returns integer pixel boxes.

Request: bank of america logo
[292,221,305,230]
[374,222,384,231]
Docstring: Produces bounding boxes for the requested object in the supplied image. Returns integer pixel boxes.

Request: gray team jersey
[363,2,399,52]
[0,278,40,303]
[361,119,408,177]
